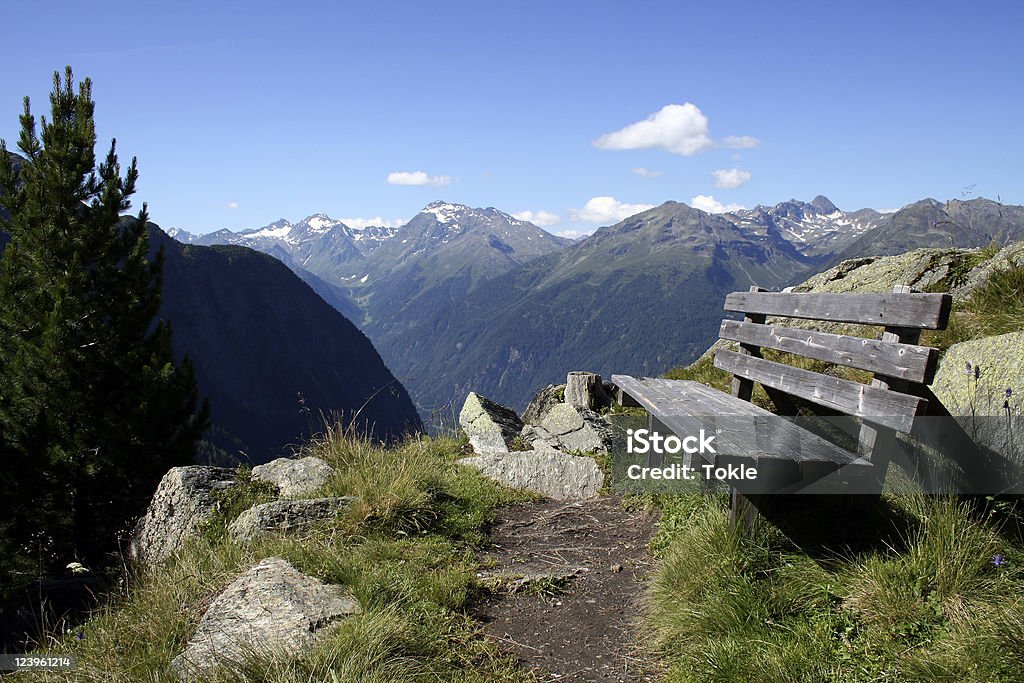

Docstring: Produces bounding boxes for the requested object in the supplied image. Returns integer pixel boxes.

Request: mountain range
[172,194,1024,419]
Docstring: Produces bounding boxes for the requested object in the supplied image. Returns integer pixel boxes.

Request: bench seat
[611,375,871,469]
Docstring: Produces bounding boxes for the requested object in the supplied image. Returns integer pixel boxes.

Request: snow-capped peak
[422,201,469,224]
[298,213,347,234]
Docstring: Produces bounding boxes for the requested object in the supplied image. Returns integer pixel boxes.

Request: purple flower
[75,631,84,640]
[975,365,981,380]
[1006,388,1014,399]
[965,362,973,376]
[993,553,1007,568]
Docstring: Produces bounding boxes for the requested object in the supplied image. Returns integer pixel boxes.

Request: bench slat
[610,376,869,466]
[719,320,940,384]
[723,291,952,329]
[713,350,927,432]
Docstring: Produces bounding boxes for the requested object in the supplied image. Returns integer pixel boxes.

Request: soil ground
[474,497,663,682]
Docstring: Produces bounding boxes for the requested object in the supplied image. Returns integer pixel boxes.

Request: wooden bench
[612,284,952,527]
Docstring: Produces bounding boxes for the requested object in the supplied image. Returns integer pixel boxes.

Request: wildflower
[66,561,89,575]
[76,631,84,640]
[965,362,972,376]
[1006,388,1014,399]
[992,553,1007,568]
[974,365,981,380]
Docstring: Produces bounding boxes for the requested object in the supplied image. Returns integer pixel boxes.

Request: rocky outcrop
[460,392,524,452]
[229,497,357,543]
[458,446,604,501]
[129,467,237,565]
[458,374,616,500]
[790,248,959,295]
[171,557,360,679]
[251,456,334,498]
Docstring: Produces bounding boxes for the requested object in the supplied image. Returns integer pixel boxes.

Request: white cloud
[722,135,760,149]
[631,167,661,178]
[712,168,752,190]
[227,201,239,209]
[386,171,454,187]
[691,194,745,214]
[556,229,592,240]
[342,216,407,229]
[594,103,714,156]
[572,196,656,224]
[512,209,561,227]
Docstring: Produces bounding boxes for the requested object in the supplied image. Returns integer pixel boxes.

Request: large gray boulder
[930,331,1024,460]
[530,404,615,454]
[129,466,236,565]
[229,497,357,543]
[251,456,334,498]
[460,392,524,453]
[171,557,360,679]
[931,331,1024,417]
[458,447,604,500]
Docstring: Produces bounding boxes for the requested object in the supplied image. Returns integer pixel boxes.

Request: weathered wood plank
[610,376,868,466]
[719,320,939,383]
[713,350,928,432]
[723,291,952,329]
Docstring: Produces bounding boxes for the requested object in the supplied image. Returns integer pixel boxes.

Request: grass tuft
[645,492,1024,682]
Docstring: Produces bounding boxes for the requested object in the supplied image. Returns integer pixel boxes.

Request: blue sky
[3,1,1022,237]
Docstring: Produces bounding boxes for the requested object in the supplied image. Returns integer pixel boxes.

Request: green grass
[643,493,1024,682]
[24,431,536,682]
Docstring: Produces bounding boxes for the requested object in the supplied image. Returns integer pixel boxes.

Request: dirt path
[475,497,662,682]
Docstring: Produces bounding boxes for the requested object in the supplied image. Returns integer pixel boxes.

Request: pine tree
[0,67,209,588]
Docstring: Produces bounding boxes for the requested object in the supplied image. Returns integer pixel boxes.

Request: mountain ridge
[164,194,1024,419]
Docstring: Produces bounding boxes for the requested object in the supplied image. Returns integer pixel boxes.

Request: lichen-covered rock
[532,404,614,454]
[171,557,360,679]
[228,497,357,543]
[129,466,237,565]
[251,456,334,498]
[459,392,524,453]
[790,249,959,294]
[951,242,1024,300]
[522,383,565,425]
[930,331,1024,459]
[931,332,1024,418]
[458,450,604,500]
[777,249,960,334]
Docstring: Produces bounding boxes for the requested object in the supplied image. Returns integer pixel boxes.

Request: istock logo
[625,428,716,455]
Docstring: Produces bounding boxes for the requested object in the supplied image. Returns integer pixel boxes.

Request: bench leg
[729,490,760,533]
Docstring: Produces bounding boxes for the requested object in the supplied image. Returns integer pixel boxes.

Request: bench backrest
[713,285,952,435]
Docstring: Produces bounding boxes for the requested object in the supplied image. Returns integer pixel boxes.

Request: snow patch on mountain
[423,201,468,224]
[248,222,294,239]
